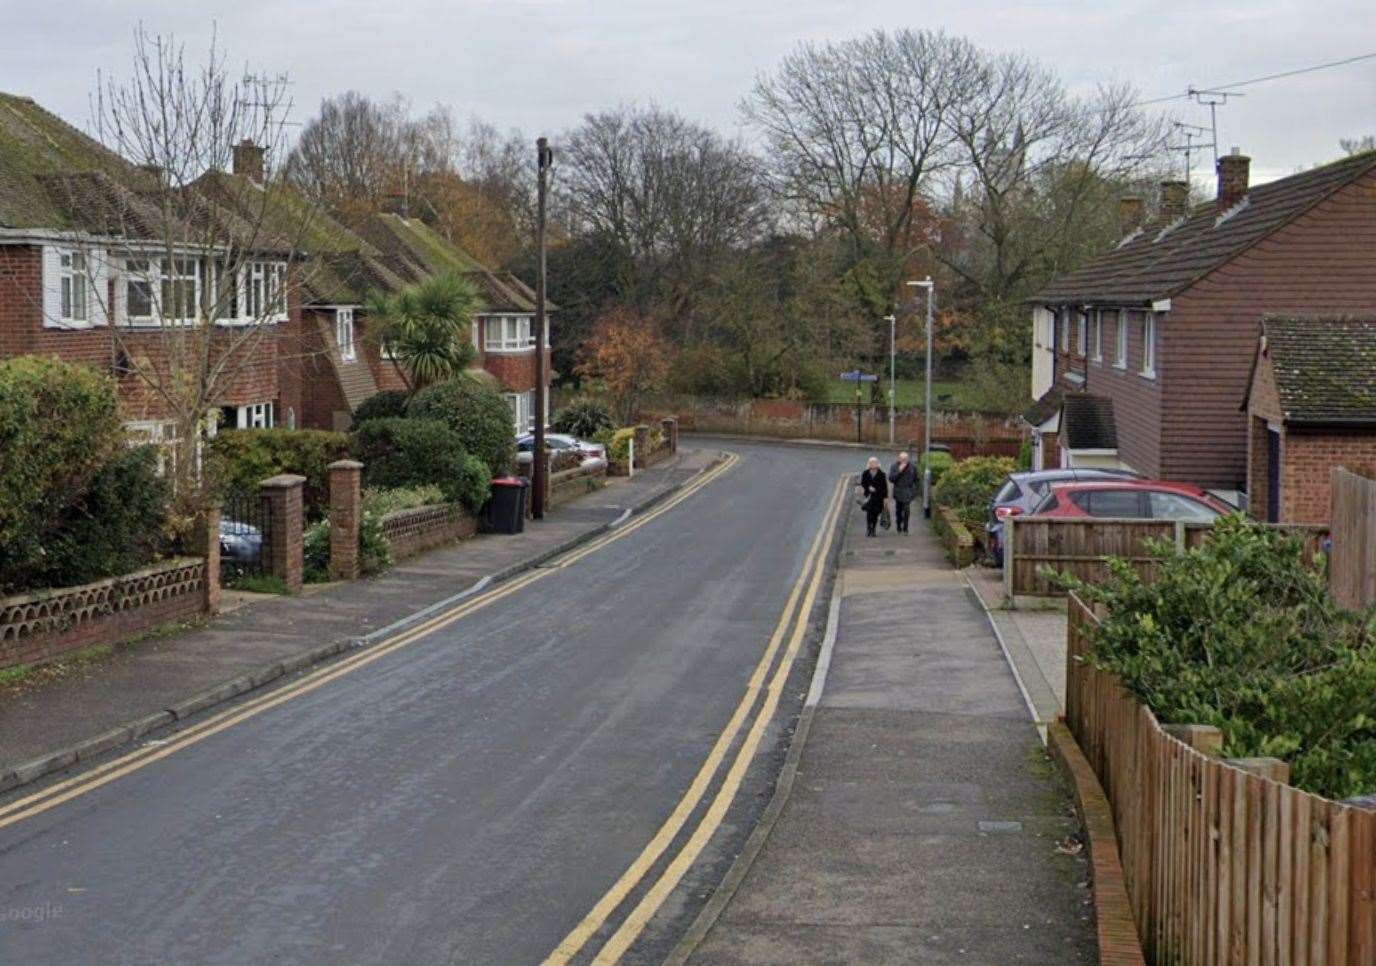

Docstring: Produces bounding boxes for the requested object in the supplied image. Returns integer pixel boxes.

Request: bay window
[485,315,533,351]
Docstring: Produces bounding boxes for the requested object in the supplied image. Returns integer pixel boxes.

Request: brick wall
[0,245,41,358]
[0,559,207,671]
[481,350,539,393]
[1279,430,1376,524]
[381,503,478,560]
[291,307,352,430]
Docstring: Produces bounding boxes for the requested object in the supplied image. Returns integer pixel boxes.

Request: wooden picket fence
[1006,518,1331,597]
[1066,594,1376,964]
[1330,468,1376,610]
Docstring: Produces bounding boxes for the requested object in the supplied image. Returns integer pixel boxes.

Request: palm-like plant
[367,273,480,394]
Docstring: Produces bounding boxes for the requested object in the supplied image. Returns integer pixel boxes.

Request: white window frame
[125,419,180,476]
[1091,311,1104,362]
[1075,310,1087,357]
[336,307,356,362]
[119,256,200,327]
[484,315,533,352]
[1114,311,1128,369]
[1057,310,1069,353]
[43,245,107,328]
[503,390,535,432]
[1140,311,1157,379]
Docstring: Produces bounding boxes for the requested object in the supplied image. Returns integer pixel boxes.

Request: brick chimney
[1216,148,1251,211]
[232,139,265,184]
[1159,180,1189,224]
[1118,196,1145,237]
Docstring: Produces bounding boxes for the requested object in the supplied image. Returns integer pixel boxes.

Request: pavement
[0,449,715,782]
[0,440,865,965]
[684,507,1097,964]
[966,564,1071,727]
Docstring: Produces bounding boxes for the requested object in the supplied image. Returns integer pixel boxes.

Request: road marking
[0,453,739,830]
[544,473,848,965]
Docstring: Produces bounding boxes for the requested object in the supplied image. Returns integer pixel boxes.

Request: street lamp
[884,314,897,446]
[906,278,935,518]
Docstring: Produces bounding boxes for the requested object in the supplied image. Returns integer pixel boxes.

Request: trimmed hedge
[206,429,351,520]
[349,390,410,430]
[350,418,490,513]
[407,378,515,478]
[931,455,1016,530]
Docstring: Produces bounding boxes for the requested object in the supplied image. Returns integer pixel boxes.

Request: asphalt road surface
[0,440,870,965]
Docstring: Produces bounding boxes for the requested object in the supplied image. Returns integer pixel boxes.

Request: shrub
[350,419,492,512]
[408,378,516,477]
[303,520,330,583]
[350,390,410,430]
[0,357,126,591]
[606,427,636,464]
[931,455,1016,529]
[1063,516,1376,799]
[205,429,350,520]
[36,446,170,588]
[552,399,615,439]
[302,502,394,584]
[362,485,446,517]
[918,451,955,489]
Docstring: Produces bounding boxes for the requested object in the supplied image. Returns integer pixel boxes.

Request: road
[0,440,868,965]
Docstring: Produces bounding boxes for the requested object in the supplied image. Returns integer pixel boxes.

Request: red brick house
[356,212,551,431]
[0,94,296,453]
[1244,316,1376,524]
[1027,148,1376,504]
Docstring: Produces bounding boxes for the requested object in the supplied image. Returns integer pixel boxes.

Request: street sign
[838,370,879,382]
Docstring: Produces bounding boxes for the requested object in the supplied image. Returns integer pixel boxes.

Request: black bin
[486,476,529,534]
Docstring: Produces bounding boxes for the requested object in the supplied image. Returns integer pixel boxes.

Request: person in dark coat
[859,457,888,537]
[888,451,918,534]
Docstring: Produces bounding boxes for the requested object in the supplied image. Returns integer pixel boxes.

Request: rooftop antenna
[1187,88,1244,164]
[1169,122,1215,185]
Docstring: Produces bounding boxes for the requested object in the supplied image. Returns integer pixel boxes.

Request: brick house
[356,212,552,431]
[1244,316,1376,524]
[1026,148,1376,504]
[0,94,295,454]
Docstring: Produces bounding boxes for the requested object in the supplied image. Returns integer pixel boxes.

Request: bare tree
[62,26,319,504]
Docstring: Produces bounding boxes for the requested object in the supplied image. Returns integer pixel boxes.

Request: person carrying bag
[888,451,918,534]
[858,457,889,538]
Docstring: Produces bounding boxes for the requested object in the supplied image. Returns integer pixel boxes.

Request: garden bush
[0,357,154,593]
[205,429,350,520]
[304,508,391,583]
[407,378,515,477]
[350,419,491,512]
[1062,516,1376,799]
[930,455,1015,528]
[552,399,615,439]
[349,390,410,430]
[361,485,446,517]
[918,451,955,489]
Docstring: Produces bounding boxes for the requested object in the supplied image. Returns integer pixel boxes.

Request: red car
[1031,480,1235,521]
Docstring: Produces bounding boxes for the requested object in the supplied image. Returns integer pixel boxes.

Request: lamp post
[906,278,935,518]
[884,314,897,445]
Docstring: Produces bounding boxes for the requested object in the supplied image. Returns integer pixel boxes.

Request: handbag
[880,503,891,530]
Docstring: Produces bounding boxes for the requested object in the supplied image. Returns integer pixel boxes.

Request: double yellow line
[0,453,740,831]
[544,473,849,965]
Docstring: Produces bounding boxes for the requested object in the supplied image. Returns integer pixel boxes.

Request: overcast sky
[2,0,1373,186]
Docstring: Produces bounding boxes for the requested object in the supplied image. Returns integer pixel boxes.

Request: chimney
[1117,196,1145,237]
[1216,148,1251,211]
[1160,180,1189,224]
[382,192,409,218]
[232,139,265,184]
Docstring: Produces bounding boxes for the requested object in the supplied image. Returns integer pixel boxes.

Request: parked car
[1029,480,1234,521]
[515,432,606,468]
[985,468,1141,565]
[219,518,263,565]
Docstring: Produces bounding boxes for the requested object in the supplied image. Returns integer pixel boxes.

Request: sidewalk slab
[0,450,716,784]
[688,512,1095,964]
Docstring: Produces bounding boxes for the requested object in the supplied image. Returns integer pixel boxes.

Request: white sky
[2,0,1374,186]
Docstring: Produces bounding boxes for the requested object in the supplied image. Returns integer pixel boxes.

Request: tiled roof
[1035,151,1376,305]
[1061,394,1118,450]
[1023,386,1064,427]
[1263,316,1376,425]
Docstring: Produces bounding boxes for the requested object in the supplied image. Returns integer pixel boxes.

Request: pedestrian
[888,451,918,534]
[859,457,888,538]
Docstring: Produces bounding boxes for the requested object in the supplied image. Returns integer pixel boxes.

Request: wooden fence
[1330,468,1376,610]
[1006,518,1331,598]
[1066,594,1376,964]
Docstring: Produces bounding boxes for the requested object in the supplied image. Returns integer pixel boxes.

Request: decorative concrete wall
[381,504,478,561]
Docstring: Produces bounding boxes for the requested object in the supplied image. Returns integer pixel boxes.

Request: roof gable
[1262,316,1376,425]
[1035,151,1376,305]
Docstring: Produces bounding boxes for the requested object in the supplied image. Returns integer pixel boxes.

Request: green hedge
[1063,516,1376,799]
[206,429,350,520]
[407,378,515,478]
[350,418,490,513]
[931,455,1015,530]
[919,451,955,489]
[0,358,167,593]
[349,390,410,430]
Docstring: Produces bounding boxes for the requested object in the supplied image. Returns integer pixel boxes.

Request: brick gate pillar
[260,474,306,593]
[661,417,678,454]
[328,460,363,581]
[633,425,650,468]
[198,503,222,614]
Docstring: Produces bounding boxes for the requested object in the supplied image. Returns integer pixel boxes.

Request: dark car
[985,467,1141,565]
[219,518,263,565]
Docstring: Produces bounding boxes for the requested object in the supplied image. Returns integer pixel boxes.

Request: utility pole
[532,137,552,519]
[884,314,897,446]
[907,279,935,518]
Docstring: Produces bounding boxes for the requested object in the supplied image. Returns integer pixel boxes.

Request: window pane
[61,277,72,318]
[1149,492,1218,520]
[128,280,153,318]
[1089,491,1143,517]
[71,273,86,320]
